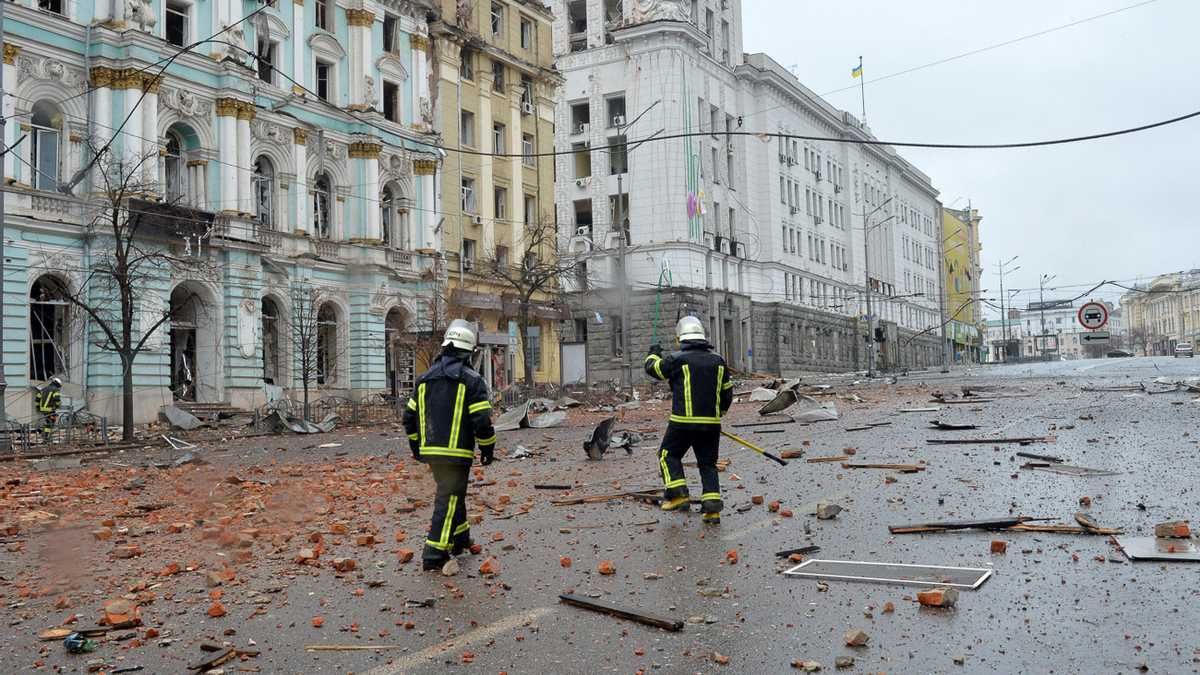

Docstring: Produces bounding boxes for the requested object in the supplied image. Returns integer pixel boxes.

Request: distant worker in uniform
[403,320,497,571]
[34,376,64,438]
[644,316,734,524]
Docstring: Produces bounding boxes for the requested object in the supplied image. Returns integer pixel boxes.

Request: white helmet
[676,315,706,343]
[441,319,478,351]
[49,376,64,387]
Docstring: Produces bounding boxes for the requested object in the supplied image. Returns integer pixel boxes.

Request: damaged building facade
[1,0,448,425]
[550,0,944,382]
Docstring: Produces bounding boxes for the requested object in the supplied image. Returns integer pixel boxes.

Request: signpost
[1077,302,1109,330]
[1081,331,1110,344]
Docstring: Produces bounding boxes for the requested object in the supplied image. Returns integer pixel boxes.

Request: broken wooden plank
[927,436,1054,445]
[1081,384,1145,392]
[305,645,407,652]
[1015,451,1065,463]
[931,398,996,404]
[1074,512,1104,533]
[929,420,978,430]
[1009,523,1122,535]
[841,462,925,473]
[888,516,1049,535]
[899,407,942,413]
[189,648,236,672]
[774,545,821,558]
[729,418,796,429]
[550,490,660,506]
[806,455,850,463]
[533,484,573,491]
[559,594,683,631]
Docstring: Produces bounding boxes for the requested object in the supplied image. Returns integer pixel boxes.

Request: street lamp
[861,196,894,377]
[1038,273,1056,359]
[996,256,1019,362]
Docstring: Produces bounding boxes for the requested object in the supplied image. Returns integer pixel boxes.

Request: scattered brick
[916,587,959,608]
[990,540,1007,554]
[1154,521,1190,538]
[843,629,870,647]
[597,560,616,575]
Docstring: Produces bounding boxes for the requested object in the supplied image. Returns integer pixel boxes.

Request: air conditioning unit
[778,153,786,163]
[463,259,474,271]
[730,239,741,258]
[575,122,590,135]
[726,142,735,154]
[471,214,483,225]
[611,114,625,127]
[789,207,798,215]
[521,101,534,115]
[576,225,591,236]
[574,177,589,188]
[786,157,795,166]
[814,170,822,182]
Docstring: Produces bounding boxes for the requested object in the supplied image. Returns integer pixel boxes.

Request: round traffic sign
[1077,302,1109,330]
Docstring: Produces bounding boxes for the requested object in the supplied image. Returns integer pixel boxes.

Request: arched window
[316,302,339,385]
[380,185,394,247]
[261,296,281,384]
[164,132,185,202]
[253,156,275,229]
[29,275,70,381]
[312,172,332,238]
[30,100,62,191]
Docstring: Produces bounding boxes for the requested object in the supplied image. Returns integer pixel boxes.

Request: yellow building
[942,207,984,363]
[429,0,563,388]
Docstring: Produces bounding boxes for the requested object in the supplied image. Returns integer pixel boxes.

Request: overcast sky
[742,0,1200,315]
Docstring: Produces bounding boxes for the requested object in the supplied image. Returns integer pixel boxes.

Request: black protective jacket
[644,340,734,429]
[402,353,496,465]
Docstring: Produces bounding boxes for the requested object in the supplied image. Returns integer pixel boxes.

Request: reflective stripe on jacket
[644,341,733,428]
[401,353,496,465]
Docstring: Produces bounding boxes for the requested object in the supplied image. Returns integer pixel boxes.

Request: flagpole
[858,55,866,124]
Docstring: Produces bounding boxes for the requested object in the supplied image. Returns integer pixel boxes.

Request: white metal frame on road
[783,559,994,589]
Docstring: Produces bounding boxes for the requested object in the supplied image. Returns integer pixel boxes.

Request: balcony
[389,248,414,271]
[314,239,341,259]
[255,226,283,250]
[29,191,76,222]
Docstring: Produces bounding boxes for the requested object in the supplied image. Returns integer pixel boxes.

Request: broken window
[30,99,61,192]
[381,185,394,247]
[253,156,275,228]
[316,303,339,386]
[312,172,332,238]
[29,275,70,382]
[164,132,185,202]
[261,296,281,384]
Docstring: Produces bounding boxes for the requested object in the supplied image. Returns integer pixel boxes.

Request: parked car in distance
[1106,349,1134,358]
[1176,344,1195,358]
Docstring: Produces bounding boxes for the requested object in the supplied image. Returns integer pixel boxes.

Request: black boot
[422,544,449,571]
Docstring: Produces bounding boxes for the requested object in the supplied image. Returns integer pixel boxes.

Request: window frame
[315,0,330,30]
[460,110,476,147]
[165,1,190,47]
[252,155,276,229]
[312,172,333,238]
[315,59,333,102]
[520,16,533,50]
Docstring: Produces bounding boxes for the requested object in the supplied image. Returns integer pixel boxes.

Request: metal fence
[0,409,109,456]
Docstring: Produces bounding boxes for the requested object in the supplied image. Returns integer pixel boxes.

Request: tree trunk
[519,305,534,387]
[302,374,311,422]
[121,355,134,442]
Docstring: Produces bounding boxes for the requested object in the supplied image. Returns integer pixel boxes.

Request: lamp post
[861,197,894,377]
[996,256,1020,362]
[1038,273,1056,360]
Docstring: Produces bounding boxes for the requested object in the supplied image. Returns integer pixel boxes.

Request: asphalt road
[2,355,1199,674]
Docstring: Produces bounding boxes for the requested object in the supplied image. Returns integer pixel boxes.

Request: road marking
[362,606,554,675]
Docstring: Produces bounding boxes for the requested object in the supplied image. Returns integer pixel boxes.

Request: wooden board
[559,594,683,631]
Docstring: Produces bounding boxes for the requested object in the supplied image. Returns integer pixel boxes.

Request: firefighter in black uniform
[644,316,734,524]
[402,320,497,570]
[34,377,64,437]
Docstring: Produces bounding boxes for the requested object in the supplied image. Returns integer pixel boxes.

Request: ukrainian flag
[851,64,863,79]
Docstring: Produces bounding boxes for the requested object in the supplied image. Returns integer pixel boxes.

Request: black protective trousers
[657,424,723,512]
[422,463,471,562]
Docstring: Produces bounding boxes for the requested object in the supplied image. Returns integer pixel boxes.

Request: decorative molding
[413,158,437,176]
[293,128,308,145]
[236,101,257,121]
[251,119,289,144]
[3,44,20,66]
[307,136,348,161]
[186,159,208,167]
[17,54,87,92]
[260,11,291,42]
[141,73,162,94]
[159,87,212,118]
[308,31,347,61]
[215,98,241,117]
[349,141,383,159]
[410,34,430,51]
[376,53,409,82]
[346,9,376,27]
[90,66,116,88]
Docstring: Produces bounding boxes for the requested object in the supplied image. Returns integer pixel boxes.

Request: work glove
[649,344,663,356]
[409,439,421,460]
[480,445,495,466]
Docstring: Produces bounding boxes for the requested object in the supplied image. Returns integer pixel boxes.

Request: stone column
[349,140,382,240]
[236,102,255,213]
[3,45,20,182]
[346,9,376,111]
[293,128,308,234]
[414,158,437,250]
[187,159,208,208]
[508,83,525,258]
[478,69,495,254]
[117,69,143,176]
[291,0,306,94]
[214,98,239,213]
[410,34,429,129]
[141,75,161,189]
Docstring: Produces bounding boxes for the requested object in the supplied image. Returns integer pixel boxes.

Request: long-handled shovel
[721,430,788,466]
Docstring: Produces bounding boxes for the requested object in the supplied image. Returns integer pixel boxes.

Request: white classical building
[550,0,943,380]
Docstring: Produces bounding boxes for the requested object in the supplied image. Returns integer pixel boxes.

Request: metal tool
[721,430,788,466]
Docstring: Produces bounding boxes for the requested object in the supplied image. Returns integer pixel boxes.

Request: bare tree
[477,218,577,386]
[46,149,212,440]
[1128,325,1152,356]
[284,282,336,421]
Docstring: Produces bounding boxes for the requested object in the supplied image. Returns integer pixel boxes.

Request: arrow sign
[1081,331,1110,343]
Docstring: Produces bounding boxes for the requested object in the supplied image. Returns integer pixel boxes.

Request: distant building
[1022,299,1115,359]
[1120,271,1200,355]
[984,318,1023,363]
[942,207,983,363]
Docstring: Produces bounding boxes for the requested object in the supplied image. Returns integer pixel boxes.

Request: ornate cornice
[348,141,383,159]
[236,101,257,121]
[215,97,241,117]
[3,44,20,66]
[346,9,376,27]
[293,128,308,145]
[90,66,116,88]
[413,159,437,176]
[410,35,430,51]
[142,74,162,94]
